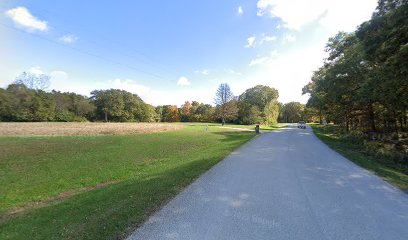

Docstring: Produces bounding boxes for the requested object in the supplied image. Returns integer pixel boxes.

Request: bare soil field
[0,122,183,136]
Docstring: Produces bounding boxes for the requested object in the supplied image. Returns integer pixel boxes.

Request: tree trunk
[393,111,398,134]
[319,107,322,124]
[368,103,376,132]
[104,111,108,122]
[345,111,350,132]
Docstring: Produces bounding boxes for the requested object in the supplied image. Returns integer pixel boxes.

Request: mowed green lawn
[0,125,255,239]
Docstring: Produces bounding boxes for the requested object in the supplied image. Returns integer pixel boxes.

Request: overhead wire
[0,22,168,80]
[0,2,181,78]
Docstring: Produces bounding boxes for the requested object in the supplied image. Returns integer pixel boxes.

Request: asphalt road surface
[127,125,408,240]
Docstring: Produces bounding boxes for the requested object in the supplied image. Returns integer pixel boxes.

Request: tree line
[303,0,408,133]
[0,72,311,124]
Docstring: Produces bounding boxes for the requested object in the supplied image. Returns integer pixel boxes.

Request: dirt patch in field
[0,122,183,136]
[0,181,119,223]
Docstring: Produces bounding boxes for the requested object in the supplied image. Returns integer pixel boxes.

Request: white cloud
[29,66,45,75]
[249,50,279,66]
[59,34,79,44]
[259,35,277,45]
[283,33,296,43]
[177,76,190,86]
[249,57,269,66]
[195,69,209,75]
[238,6,244,15]
[248,45,325,103]
[48,70,96,95]
[249,0,377,104]
[225,69,242,76]
[110,78,151,96]
[256,0,377,32]
[245,36,256,48]
[50,70,68,79]
[5,7,48,32]
[246,34,277,48]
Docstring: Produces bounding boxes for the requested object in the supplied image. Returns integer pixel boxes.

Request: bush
[55,110,87,122]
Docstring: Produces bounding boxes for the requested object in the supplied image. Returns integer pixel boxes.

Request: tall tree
[214,83,235,125]
[180,101,192,122]
[238,85,279,125]
[14,72,50,90]
[90,89,153,122]
[281,102,305,123]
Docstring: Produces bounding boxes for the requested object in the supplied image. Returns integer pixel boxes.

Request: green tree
[281,102,305,123]
[238,85,279,125]
[90,89,152,122]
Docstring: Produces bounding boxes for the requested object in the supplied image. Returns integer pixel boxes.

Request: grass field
[0,123,255,239]
[311,124,408,191]
[0,122,182,136]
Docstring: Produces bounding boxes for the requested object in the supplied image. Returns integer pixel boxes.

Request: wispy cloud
[177,76,190,86]
[256,0,377,32]
[259,34,277,45]
[29,66,45,75]
[110,78,151,96]
[249,57,269,66]
[5,7,48,32]
[245,36,256,48]
[283,33,296,43]
[238,6,243,15]
[195,69,210,75]
[249,50,279,66]
[59,34,79,44]
[225,69,242,76]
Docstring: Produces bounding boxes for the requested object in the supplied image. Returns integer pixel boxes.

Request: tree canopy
[304,0,408,132]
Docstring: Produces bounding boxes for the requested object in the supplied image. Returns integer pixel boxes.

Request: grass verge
[0,125,255,239]
[311,124,408,191]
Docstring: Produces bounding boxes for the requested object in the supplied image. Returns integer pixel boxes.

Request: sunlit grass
[0,125,255,239]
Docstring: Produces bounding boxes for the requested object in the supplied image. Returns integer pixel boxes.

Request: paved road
[127,125,408,240]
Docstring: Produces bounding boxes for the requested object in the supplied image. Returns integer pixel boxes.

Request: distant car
[298,121,306,129]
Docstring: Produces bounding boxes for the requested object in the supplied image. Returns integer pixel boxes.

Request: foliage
[180,101,192,122]
[215,98,238,123]
[1,76,286,125]
[279,102,305,123]
[304,1,408,133]
[161,105,181,122]
[238,85,279,124]
[312,124,408,190]
[90,89,154,122]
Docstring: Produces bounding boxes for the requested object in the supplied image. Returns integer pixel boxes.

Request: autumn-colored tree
[162,105,180,122]
[180,101,192,122]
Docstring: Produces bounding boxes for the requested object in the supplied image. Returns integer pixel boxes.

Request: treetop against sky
[0,0,377,106]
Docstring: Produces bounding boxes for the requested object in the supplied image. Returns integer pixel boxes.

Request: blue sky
[0,0,377,106]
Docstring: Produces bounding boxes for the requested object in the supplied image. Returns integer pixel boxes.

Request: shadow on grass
[312,126,408,191]
[0,131,254,240]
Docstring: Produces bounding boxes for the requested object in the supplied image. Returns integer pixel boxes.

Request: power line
[0,22,166,80]
[0,2,181,77]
